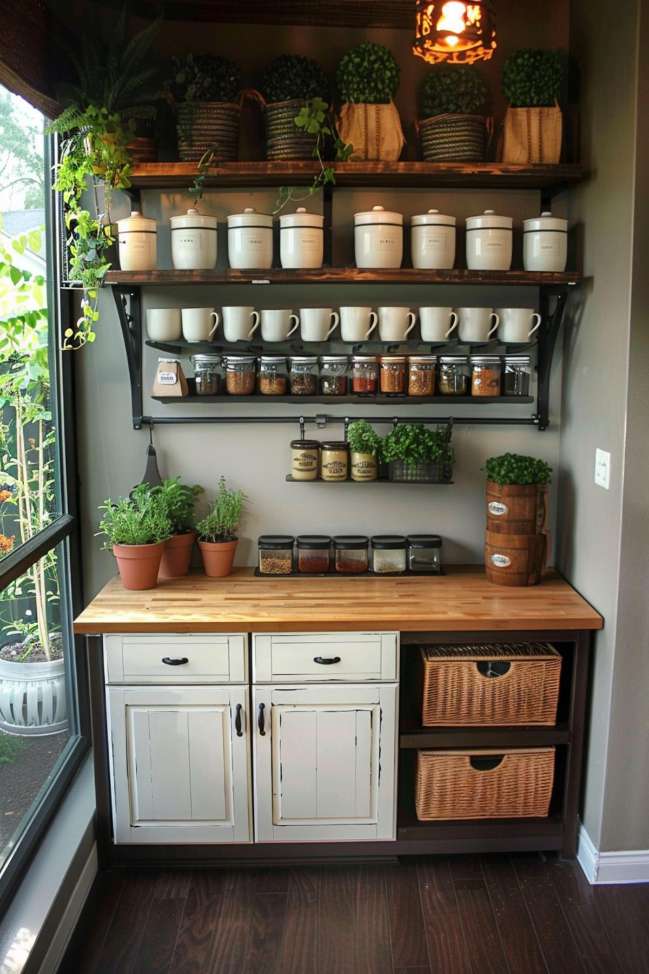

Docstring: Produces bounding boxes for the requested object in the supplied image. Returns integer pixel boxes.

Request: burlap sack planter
[502,105,562,164]
[337,101,405,162]
[264,99,316,160]
[176,101,240,163]
[419,113,486,162]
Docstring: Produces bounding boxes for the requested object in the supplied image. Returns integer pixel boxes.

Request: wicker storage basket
[176,102,240,163]
[265,99,316,160]
[420,643,561,726]
[419,113,486,162]
[415,747,555,821]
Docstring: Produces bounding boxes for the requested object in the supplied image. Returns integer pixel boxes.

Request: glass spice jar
[258,355,288,396]
[257,535,294,575]
[320,356,349,396]
[438,355,470,396]
[407,534,442,574]
[191,354,221,396]
[504,356,532,396]
[379,355,407,395]
[296,535,332,574]
[320,441,349,481]
[351,355,379,395]
[371,535,408,574]
[225,355,256,395]
[407,355,437,397]
[471,355,502,397]
[289,356,318,396]
[334,536,369,575]
[290,439,320,481]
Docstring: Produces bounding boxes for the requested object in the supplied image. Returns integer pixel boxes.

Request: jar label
[488,501,509,517]
[157,370,177,385]
[491,553,511,568]
[292,451,318,472]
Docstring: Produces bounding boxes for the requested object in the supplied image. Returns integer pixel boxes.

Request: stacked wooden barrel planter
[485,481,548,586]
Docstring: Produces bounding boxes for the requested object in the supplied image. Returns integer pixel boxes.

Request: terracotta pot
[485,531,547,587]
[486,481,548,536]
[159,531,196,579]
[199,538,238,578]
[113,542,165,590]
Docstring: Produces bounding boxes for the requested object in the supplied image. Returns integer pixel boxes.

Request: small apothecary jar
[320,356,349,396]
[334,536,369,575]
[289,356,319,396]
[411,209,456,270]
[258,535,294,575]
[351,355,379,395]
[191,354,222,396]
[465,209,513,271]
[290,439,320,481]
[320,441,349,481]
[296,535,331,574]
[408,355,437,397]
[407,534,442,574]
[471,355,502,397]
[225,355,256,395]
[438,355,470,396]
[380,355,407,395]
[280,208,324,269]
[371,535,408,575]
[523,211,568,272]
[117,210,157,272]
[354,205,404,270]
[227,208,273,270]
[258,355,288,395]
[170,208,217,270]
[504,356,532,396]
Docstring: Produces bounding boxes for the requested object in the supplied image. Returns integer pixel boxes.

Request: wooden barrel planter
[419,113,486,162]
[486,481,548,535]
[264,99,316,160]
[485,530,547,587]
[176,102,240,162]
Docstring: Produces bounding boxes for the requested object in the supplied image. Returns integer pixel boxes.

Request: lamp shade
[413,0,497,64]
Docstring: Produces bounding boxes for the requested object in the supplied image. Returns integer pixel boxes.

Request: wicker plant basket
[419,113,486,162]
[176,101,240,163]
[420,643,561,727]
[415,747,555,821]
[264,99,316,160]
[388,460,453,483]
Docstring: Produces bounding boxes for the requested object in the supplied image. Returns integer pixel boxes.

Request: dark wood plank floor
[59,854,649,974]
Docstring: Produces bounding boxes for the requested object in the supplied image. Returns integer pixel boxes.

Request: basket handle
[469,755,504,772]
[476,660,511,679]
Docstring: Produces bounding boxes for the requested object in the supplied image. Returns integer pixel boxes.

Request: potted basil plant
[502,49,565,163]
[156,478,204,579]
[418,65,489,162]
[382,424,453,483]
[346,420,382,482]
[97,485,172,590]
[196,478,246,578]
[336,42,404,161]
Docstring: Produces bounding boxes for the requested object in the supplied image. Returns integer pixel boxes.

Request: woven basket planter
[388,460,453,483]
[176,101,240,163]
[264,99,316,160]
[415,747,555,821]
[419,113,486,162]
[420,643,561,727]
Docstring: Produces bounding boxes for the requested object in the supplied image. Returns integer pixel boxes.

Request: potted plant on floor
[196,478,246,578]
[502,49,565,163]
[346,420,382,482]
[168,54,242,163]
[418,65,489,161]
[258,55,330,160]
[336,42,404,161]
[156,478,204,579]
[382,424,454,483]
[97,485,172,590]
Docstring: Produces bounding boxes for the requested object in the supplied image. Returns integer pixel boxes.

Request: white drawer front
[253,632,398,683]
[104,634,247,684]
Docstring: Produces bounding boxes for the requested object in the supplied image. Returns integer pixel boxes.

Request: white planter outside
[0,657,67,736]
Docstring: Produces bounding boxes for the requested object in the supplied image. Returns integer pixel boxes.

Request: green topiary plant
[167,54,241,103]
[502,50,565,107]
[97,484,173,548]
[346,420,382,457]
[260,55,330,104]
[196,478,246,543]
[155,478,204,534]
[382,424,453,466]
[337,42,400,104]
[419,65,488,118]
[484,453,552,486]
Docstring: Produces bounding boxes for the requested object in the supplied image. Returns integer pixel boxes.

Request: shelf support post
[536,288,568,431]
[112,285,143,430]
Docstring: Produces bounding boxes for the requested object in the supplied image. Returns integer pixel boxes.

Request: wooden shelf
[146,338,539,356]
[399,723,570,749]
[152,394,533,405]
[397,813,564,849]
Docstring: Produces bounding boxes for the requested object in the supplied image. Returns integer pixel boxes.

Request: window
[0,86,87,915]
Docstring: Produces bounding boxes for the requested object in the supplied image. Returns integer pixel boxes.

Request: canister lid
[320,355,349,363]
[440,355,469,363]
[333,535,369,549]
[379,355,407,363]
[352,355,378,363]
[321,441,349,450]
[371,535,407,549]
[296,534,331,549]
[224,354,256,364]
[259,355,287,364]
[289,356,318,364]
[409,354,437,364]
[280,207,324,228]
[117,210,157,232]
[227,207,273,228]
[412,208,456,227]
[466,209,513,231]
[258,535,294,548]
[523,211,568,233]
[190,354,221,364]
[354,204,404,227]
[505,356,532,364]
[170,208,217,230]
[290,439,320,448]
[471,355,502,364]
[407,534,442,547]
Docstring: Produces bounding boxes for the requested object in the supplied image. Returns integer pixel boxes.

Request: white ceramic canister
[279,207,324,269]
[117,210,157,271]
[411,209,456,270]
[227,208,273,270]
[523,211,568,272]
[170,208,218,270]
[465,209,513,271]
[354,204,403,269]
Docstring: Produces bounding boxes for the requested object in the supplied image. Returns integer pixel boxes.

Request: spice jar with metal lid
[258,535,294,575]
[191,354,222,396]
[351,355,378,395]
[407,534,442,574]
[504,356,532,396]
[320,441,349,481]
[289,356,318,396]
[334,536,369,575]
[258,355,288,395]
[290,439,320,481]
[296,535,332,574]
[371,535,407,574]
[379,355,407,395]
[407,355,437,397]
[438,355,469,396]
[225,355,256,395]
[320,356,348,396]
[471,355,502,397]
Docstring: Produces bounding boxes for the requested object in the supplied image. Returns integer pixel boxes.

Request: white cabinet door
[253,684,397,842]
[107,685,251,844]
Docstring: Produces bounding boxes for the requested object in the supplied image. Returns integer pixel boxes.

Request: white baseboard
[578,825,649,885]
[38,843,98,974]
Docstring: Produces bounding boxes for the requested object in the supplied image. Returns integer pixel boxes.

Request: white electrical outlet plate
[595,449,611,489]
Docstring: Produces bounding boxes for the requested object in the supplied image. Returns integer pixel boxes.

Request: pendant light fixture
[412,1,497,64]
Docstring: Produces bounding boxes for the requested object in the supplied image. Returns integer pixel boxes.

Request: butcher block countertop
[74,567,603,635]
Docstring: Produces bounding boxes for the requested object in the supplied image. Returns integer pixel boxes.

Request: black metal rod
[140,414,538,427]
[0,514,75,591]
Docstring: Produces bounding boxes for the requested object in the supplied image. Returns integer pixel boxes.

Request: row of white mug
[147,304,542,346]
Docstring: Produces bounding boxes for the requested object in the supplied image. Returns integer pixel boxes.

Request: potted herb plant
[346,420,382,482]
[168,54,242,163]
[259,55,330,160]
[336,42,404,161]
[418,65,489,162]
[97,485,172,590]
[502,49,565,163]
[156,478,204,579]
[382,424,453,483]
[196,478,246,578]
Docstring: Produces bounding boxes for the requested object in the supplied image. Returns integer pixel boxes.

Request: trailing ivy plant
[346,420,382,457]
[196,477,246,543]
[420,65,488,118]
[502,49,565,107]
[382,424,453,466]
[337,43,400,104]
[484,453,552,486]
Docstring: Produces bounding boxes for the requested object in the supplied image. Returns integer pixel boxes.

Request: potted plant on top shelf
[502,49,566,163]
[418,65,489,162]
[382,424,454,483]
[156,477,204,579]
[97,484,172,590]
[258,55,330,161]
[346,420,382,482]
[336,42,404,161]
[196,478,247,578]
[167,54,242,163]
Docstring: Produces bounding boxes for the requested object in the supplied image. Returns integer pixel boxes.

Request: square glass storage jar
[333,535,369,574]
[371,535,407,574]
[296,535,332,574]
[257,535,294,575]
[407,534,442,574]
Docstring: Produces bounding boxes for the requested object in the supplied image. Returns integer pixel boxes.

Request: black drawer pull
[258,702,266,736]
[235,703,243,737]
[162,656,189,666]
[313,656,341,665]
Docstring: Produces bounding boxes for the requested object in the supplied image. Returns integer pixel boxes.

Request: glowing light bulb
[445,34,460,46]
[437,1,467,34]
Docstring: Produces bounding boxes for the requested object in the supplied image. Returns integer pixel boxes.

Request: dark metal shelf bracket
[112,285,144,429]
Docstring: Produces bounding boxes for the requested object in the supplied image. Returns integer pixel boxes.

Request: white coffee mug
[340,307,378,342]
[222,306,260,342]
[457,307,500,343]
[147,308,181,342]
[261,309,300,342]
[181,307,219,342]
[378,307,417,342]
[495,307,542,343]
[419,307,458,342]
[299,308,339,342]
